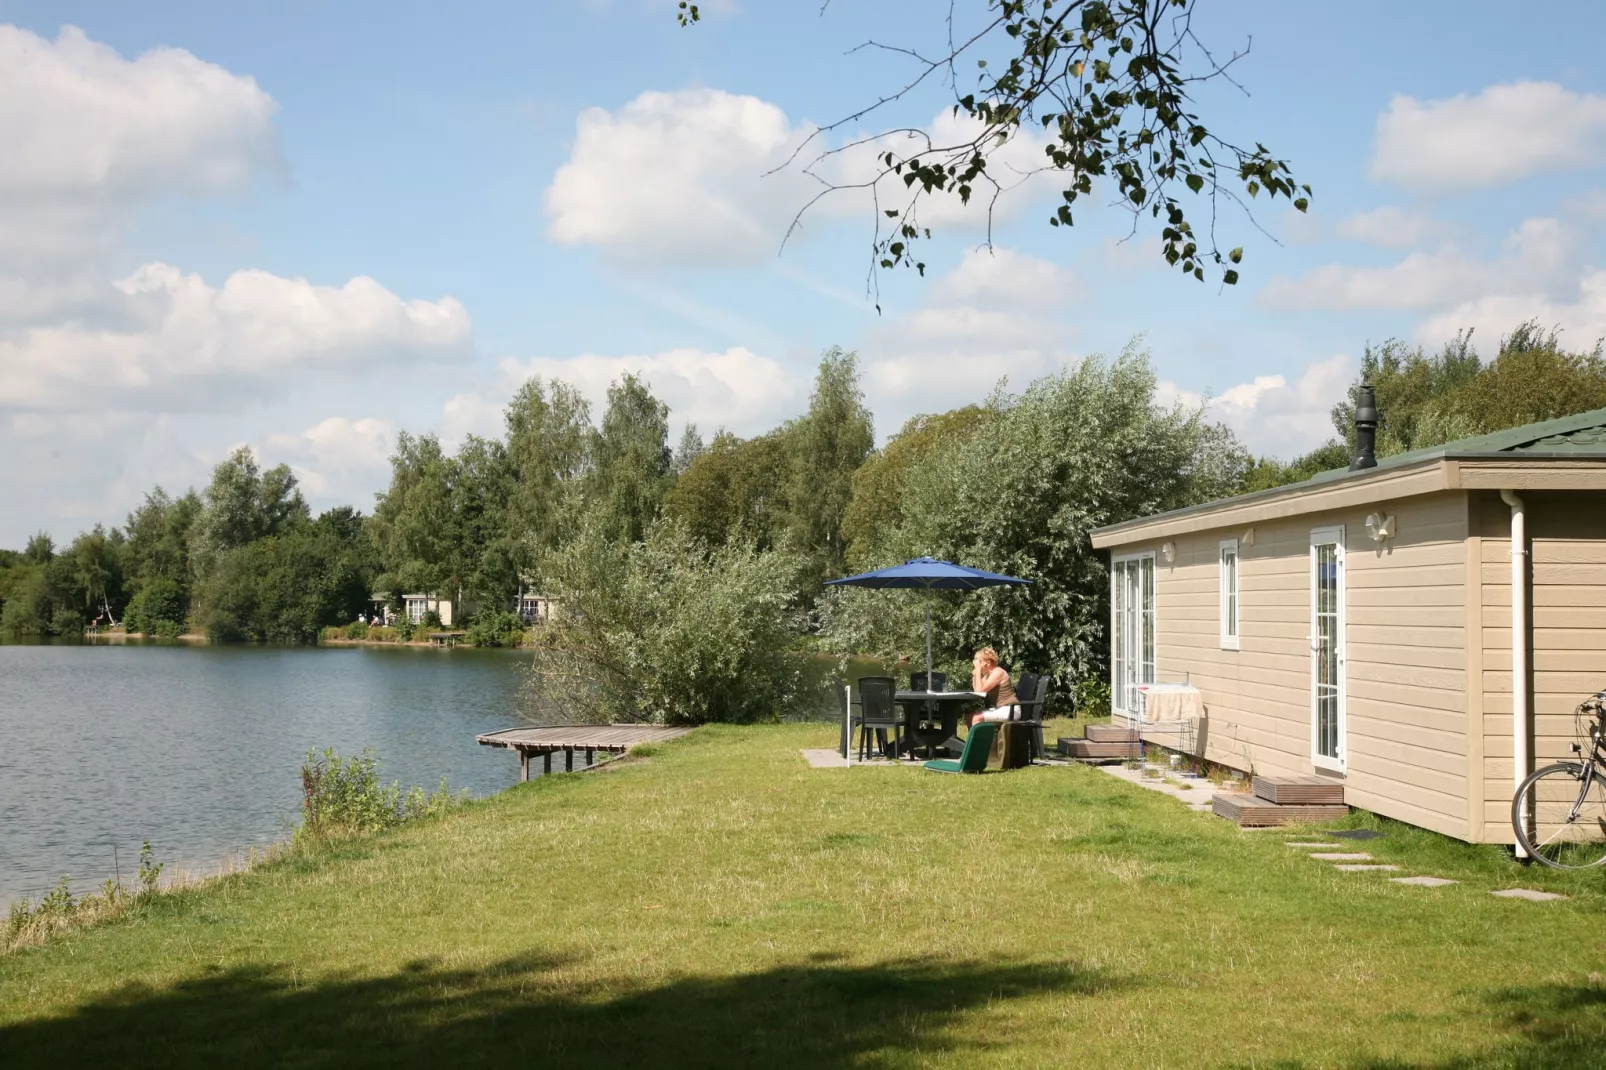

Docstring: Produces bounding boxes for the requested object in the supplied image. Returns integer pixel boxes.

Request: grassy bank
[2,723,1604,1068]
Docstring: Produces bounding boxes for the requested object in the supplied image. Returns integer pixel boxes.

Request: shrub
[420,609,443,631]
[367,626,397,643]
[394,618,416,642]
[123,578,186,637]
[50,608,85,636]
[466,611,527,648]
[1074,677,1111,718]
[296,747,463,843]
[344,620,370,640]
[533,519,809,724]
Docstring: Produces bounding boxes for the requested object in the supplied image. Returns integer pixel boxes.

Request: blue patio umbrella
[825,557,1031,687]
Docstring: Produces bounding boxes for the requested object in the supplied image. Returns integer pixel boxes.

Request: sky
[4,0,1606,547]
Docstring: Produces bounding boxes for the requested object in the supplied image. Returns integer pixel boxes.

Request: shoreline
[79,631,527,650]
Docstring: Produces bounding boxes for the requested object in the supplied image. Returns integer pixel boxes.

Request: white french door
[1310,527,1346,771]
[1111,553,1156,718]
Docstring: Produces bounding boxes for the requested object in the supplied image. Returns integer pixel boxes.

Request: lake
[0,641,539,907]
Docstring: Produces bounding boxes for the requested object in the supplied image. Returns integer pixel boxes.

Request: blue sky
[4,0,1606,546]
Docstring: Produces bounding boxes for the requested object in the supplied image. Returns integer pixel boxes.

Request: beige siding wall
[1473,491,1606,842]
[1121,492,1470,839]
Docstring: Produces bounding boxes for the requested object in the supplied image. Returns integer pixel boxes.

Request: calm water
[0,641,538,907]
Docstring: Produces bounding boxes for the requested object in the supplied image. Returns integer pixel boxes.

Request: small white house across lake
[1090,405,1606,844]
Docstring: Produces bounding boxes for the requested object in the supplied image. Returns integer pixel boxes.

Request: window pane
[1221,547,1238,638]
[1140,557,1155,685]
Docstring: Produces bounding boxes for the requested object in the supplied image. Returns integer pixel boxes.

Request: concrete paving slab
[1333,864,1401,872]
[1491,888,1569,902]
[1309,852,1373,861]
[1284,841,1335,847]
[801,749,848,768]
[1391,876,1458,887]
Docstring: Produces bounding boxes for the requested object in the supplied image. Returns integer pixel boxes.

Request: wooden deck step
[1212,792,1348,827]
[1060,738,1143,761]
[1252,775,1345,806]
[1085,724,1140,743]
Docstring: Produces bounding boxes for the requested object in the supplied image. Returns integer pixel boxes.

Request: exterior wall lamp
[1160,541,1176,564]
[1365,512,1395,543]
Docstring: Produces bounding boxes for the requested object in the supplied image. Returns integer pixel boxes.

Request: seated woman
[968,646,1019,725]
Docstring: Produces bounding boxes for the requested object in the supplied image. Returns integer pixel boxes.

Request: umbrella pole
[925,587,933,683]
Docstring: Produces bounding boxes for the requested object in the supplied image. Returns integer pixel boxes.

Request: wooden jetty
[476,724,693,781]
[427,631,467,647]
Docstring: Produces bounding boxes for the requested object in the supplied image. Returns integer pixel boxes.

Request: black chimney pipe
[1351,384,1378,471]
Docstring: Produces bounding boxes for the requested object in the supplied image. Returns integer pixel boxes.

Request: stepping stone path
[1284,841,1334,848]
[1334,864,1401,872]
[1391,876,1457,887]
[1490,888,1569,902]
[1309,852,1373,861]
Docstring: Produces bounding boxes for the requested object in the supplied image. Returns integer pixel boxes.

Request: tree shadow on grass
[1252,980,1606,1070]
[0,952,1116,1068]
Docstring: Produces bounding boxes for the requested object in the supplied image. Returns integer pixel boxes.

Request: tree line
[4,324,1604,722]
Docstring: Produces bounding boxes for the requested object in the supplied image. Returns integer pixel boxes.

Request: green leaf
[1223,269,1240,285]
[1185,173,1203,194]
[1229,247,1243,264]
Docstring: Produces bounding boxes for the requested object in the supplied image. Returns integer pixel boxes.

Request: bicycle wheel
[1513,762,1606,869]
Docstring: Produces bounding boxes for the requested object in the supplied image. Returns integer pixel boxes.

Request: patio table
[895,690,985,758]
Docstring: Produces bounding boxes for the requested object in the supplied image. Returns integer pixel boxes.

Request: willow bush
[531,520,810,725]
[820,346,1250,702]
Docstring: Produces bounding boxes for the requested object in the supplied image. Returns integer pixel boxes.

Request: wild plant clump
[296,748,464,844]
[466,611,528,648]
[3,840,166,955]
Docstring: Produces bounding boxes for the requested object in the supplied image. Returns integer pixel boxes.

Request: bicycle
[1512,688,1606,868]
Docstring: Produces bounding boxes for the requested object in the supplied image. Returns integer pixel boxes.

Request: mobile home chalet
[1089,402,1606,843]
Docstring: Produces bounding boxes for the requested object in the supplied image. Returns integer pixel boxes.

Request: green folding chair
[923,722,998,774]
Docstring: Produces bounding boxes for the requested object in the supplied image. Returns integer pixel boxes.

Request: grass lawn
[3,720,1605,1068]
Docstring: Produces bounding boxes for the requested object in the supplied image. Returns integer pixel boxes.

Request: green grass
[3,722,1606,1068]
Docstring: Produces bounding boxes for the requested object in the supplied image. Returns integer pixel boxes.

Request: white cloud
[927,246,1080,312]
[1159,354,1354,458]
[0,411,206,545]
[862,248,1078,429]
[1260,216,1575,311]
[1336,206,1446,249]
[0,24,280,268]
[1416,269,1606,352]
[1372,81,1606,192]
[545,88,814,265]
[262,417,396,504]
[1,263,472,411]
[444,346,806,444]
[543,88,1054,266]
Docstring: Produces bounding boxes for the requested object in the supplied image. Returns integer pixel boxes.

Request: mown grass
[3,722,1605,1068]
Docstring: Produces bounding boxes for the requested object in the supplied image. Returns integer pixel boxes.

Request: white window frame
[1110,551,1157,719]
[1309,526,1347,773]
[1219,538,1240,650]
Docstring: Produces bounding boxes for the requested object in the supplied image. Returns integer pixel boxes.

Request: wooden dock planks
[477,724,693,753]
[477,724,694,782]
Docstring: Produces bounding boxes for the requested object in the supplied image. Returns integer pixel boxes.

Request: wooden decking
[1212,793,1349,827]
[477,724,694,781]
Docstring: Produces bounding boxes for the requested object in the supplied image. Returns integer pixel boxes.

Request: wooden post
[585,747,594,767]
[566,748,574,772]
[519,750,529,783]
[543,751,552,775]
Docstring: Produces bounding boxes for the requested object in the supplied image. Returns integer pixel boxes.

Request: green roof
[1092,405,1606,539]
